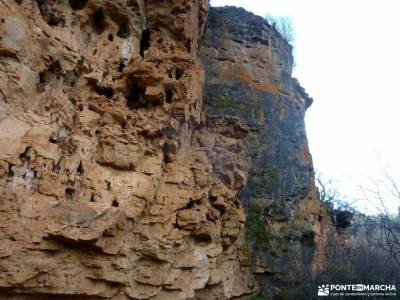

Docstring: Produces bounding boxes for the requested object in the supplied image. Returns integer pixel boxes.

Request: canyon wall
[0,1,335,299]
[200,7,336,297]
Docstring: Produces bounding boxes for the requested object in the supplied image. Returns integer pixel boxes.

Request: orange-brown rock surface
[0,1,339,299]
[0,1,256,299]
[200,7,337,297]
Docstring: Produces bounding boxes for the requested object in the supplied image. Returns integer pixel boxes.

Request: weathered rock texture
[0,1,256,299]
[200,7,336,297]
[0,1,336,299]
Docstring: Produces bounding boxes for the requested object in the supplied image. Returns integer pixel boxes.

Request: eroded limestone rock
[0,1,255,299]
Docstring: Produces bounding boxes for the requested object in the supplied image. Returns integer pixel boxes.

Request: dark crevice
[175,68,184,80]
[125,79,147,109]
[37,1,66,27]
[139,29,151,58]
[49,61,62,79]
[19,147,33,162]
[186,199,194,209]
[165,88,173,103]
[168,68,184,80]
[106,180,111,191]
[118,62,126,72]
[93,84,114,99]
[7,164,14,177]
[53,158,62,174]
[49,135,57,144]
[208,194,217,202]
[108,34,114,42]
[186,198,201,209]
[117,21,130,39]
[65,187,75,200]
[185,39,192,53]
[112,199,119,207]
[90,194,96,202]
[173,221,181,229]
[193,233,212,243]
[37,61,62,92]
[92,9,106,34]
[77,161,84,176]
[68,0,88,10]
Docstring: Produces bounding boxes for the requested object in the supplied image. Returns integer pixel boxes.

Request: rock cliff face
[200,7,335,296]
[0,1,334,299]
[0,1,256,299]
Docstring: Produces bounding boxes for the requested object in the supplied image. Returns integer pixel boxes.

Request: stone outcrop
[0,1,255,299]
[200,7,336,297]
[0,1,337,299]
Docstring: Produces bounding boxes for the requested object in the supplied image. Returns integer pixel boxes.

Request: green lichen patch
[217,96,232,108]
[245,207,284,256]
[246,207,317,257]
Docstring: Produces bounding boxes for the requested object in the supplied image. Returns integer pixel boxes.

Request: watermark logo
[317,284,397,297]
[318,285,330,296]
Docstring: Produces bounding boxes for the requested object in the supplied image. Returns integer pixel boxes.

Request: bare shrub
[265,14,295,45]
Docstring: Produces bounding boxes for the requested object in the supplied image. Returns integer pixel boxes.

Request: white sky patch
[210,0,400,213]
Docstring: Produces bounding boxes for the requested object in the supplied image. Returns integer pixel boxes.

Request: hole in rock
[19,147,33,162]
[49,135,57,144]
[173,221,181,229]
[7,164,14,177]
[93,84,114,99]
[77,161,84,176]
[47,16,64,27]
[49,61,62,79]
[194,233,212,243]
[37,1,66,27]
[112,199,119,207]
[37,61,62,91]
[106,180,111,191]
[37,72,46,92]
[165,88,173,103]
[139,28,150,57]
[185,39,192,53]
[186,201,194,209]
[118,62,126,72]
[65,187,75,200]
[117,21,130,39]
[208,194,217,202]
[92,9,106,34]
[125,79,147,109]
[69,0,87,10]
[108,33,114,42]
[90,194,96,202]
[53,159,62,174]
[175,68,184,80]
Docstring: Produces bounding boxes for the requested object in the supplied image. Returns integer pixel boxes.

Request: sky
[210,0,400,213]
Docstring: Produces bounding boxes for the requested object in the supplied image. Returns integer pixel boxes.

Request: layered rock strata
[200,7,335,296]
[0,1,337,299]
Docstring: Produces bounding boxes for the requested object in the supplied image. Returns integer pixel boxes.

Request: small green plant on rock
[246,206,284,255]
[216,96,232,108]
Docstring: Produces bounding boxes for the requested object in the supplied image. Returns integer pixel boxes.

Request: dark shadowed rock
[200,6,334,297]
